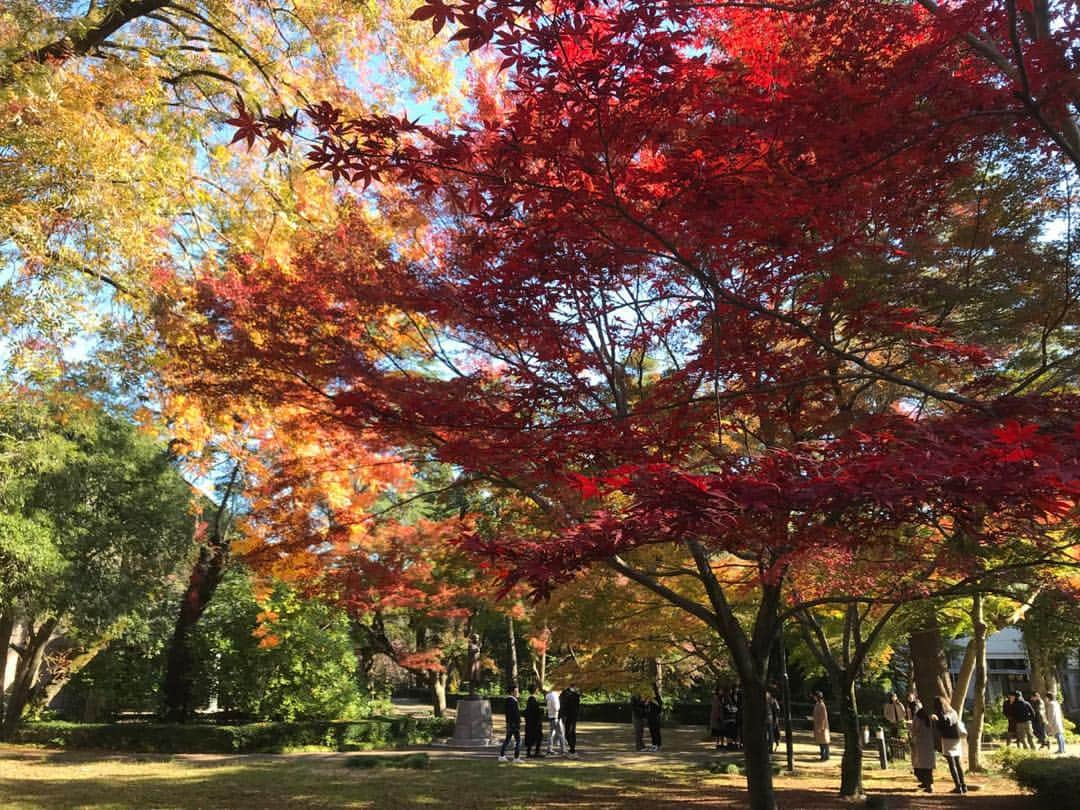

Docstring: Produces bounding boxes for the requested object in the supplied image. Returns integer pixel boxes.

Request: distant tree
[0,390,194,736]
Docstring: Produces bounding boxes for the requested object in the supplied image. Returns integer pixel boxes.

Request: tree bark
[162,544,228,720]
[507,615,519,692]
[1026,635,1059,696]
[952,640,977,712]
[739,676,777,810]
[429,670,448,718]
[1,617,58,738]
[162,467,237,722]
[909,614,952,707]
[34,633,115,716]
[969,593,988,772]
[0,612,14,722]
[838,677,864,798]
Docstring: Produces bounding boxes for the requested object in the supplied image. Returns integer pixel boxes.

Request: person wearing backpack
[933,696,967,795]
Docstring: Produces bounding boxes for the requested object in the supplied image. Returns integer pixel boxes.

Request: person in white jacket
[1046,692,1067,754]
[545,687,567,755]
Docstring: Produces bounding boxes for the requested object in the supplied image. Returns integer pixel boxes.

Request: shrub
[1012,756,1080,808]
[992,745,1043,776]
[8,717,455,754]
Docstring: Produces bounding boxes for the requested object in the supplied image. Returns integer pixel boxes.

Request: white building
[948,626,1080,708]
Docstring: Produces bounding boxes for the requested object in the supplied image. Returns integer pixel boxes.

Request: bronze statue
[467,633,482,696]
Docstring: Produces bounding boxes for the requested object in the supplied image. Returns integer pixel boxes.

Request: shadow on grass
[0,744,1038,810]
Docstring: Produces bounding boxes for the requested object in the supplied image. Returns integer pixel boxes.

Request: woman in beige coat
[812,691,830,761]
[910,705,936,793]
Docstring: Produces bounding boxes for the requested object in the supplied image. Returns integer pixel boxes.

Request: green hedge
[1012,756,1080,808]
[7,717,455,754]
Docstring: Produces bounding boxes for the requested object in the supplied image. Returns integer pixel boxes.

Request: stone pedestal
[448,697,496,748]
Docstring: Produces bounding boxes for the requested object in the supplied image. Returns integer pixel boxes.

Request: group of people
[907,695,969,795]
[880,687,1067,795]
[709,685,783,753]
[629,689,664,751]
[1002,689,1067,753]
[498,684,581,763]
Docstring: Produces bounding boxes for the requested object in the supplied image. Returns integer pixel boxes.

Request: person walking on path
[910,704,936,793]
[523,685,544,758]
[560,683,581,757]
[498,687,522,763]
[732,685,744,750]
[631,692,647,751]
[545,685,567,755]
[721,689,739,750]
[765,689,781,753]
[812,691,831,762]
[1031,692,1050,749]
[710,687,725,751]
[1046,692,1067,754]
[645,690,663,751]
[884,691,910,760]
[1003,692,1018,747]
[933,696,967,795]
[1013,690,1037,749]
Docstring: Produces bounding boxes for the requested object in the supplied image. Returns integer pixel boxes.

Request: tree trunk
[34,634,115,715]
[162,481,237,723]
[1027,635,1059,696]
[838,678,864,797]
[969,593,988,772]
[952,640,977,713]
[910,614,952,707]
[539,636,547,690]
[2,617,58,738]
[0,612,14,721]
[162,546,228,721]
[739,677,777,810]
[653,657,664,700]
[507,616,519,692]
[430,670,448,717]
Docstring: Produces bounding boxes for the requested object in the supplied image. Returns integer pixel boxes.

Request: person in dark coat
[721,690,739,749]
[498,687,522,762]
[765,689,782,752]
[1003,692,1017,747]
[645,689,663,751]
[710,687,725,750]
[731,685,743,750]
[1013,690,1037,749]
[560,683,581,756]
[631,693,647,751]
[1031,692,1050,749]
[523,685,544,758]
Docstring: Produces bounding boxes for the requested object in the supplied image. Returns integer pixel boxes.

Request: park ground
[0,715,1036,809]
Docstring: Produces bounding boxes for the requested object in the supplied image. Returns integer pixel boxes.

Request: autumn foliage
[165,2,1080,806]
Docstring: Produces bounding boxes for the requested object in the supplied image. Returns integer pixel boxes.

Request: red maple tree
[180,2,1080,805]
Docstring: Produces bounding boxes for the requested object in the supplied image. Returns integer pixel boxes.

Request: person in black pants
[498,687,522,763]
[645,690,663,751]
[560,683,581,757]
[523,685,544,758]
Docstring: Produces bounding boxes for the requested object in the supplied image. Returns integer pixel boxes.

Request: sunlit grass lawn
[0,724,1037,809]
[5,749,678,809]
